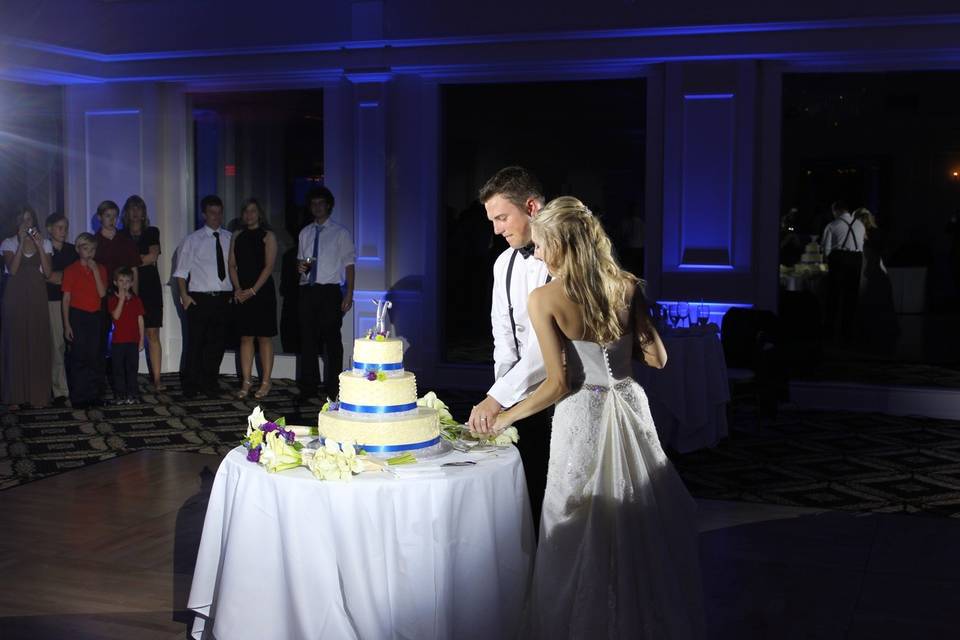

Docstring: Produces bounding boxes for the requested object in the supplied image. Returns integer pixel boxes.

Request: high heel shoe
[237,380,253,399]
[254,381,272,400]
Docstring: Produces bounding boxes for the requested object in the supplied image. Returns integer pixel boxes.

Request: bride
[476,196,705,638]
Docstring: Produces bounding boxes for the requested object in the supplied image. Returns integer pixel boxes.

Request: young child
[108,266,145,404]
[61,233,107,408]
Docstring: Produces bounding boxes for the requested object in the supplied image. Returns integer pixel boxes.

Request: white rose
[494,427,519,446]
[417,391,448,411]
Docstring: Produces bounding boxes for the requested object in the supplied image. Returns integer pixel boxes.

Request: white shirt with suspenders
[488,245,552,409]
[822,212,865,258]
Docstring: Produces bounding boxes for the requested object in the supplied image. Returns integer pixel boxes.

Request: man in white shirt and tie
[174,195,233,398]
[296,187,355,400]
[467,166,551,527]
[821,199,865,341]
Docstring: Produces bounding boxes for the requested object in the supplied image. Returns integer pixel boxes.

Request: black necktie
[518,243,535,259]
[213,231,225,281]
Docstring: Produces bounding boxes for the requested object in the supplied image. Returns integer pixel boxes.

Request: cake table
[188,445,534,640]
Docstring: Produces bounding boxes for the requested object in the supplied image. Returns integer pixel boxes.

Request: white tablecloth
[633,330,730,453]
[188,446,534,640]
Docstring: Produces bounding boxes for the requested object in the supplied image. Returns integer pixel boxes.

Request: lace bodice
[564,333,634,390]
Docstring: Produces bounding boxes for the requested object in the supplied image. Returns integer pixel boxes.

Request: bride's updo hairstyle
[531,196,642,345]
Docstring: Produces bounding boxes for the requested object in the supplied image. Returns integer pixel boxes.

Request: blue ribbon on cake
[353,361,403,372]
[349,436,441,453]
[339,401,418,414]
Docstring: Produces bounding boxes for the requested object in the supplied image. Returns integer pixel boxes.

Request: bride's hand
[491,413,512,434]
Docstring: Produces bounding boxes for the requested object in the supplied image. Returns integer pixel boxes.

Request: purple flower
[246,446,262,463]
[366,371,377,381]
[261,422,278,433]
[282,429,295,443]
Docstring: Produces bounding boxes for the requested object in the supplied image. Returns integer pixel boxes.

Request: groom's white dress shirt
[488,246,551,409]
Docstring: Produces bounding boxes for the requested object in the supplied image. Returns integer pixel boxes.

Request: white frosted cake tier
[338,371,417,412]
[318,407,440,450]
[352,338,404,370]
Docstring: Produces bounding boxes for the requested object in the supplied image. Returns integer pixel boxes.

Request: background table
[189,446,534,640]
[633,330,730,453]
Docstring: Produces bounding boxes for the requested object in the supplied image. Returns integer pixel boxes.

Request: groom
[468,166,552,529]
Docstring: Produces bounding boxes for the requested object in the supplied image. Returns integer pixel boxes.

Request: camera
[26,227,36,235]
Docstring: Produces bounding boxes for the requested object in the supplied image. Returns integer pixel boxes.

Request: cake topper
[370,298,392,338]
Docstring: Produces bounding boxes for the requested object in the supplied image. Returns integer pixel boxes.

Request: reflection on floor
[1,451,959,639]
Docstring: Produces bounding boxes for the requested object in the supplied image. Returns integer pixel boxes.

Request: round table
[188,446,534,640]
[632,329,730,453]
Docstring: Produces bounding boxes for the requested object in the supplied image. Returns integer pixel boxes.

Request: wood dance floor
[0,451,222,640]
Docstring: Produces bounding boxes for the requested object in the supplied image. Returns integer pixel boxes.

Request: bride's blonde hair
[531,196,640,345]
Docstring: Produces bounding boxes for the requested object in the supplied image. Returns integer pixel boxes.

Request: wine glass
[678,302,689,328]
[668,304,680,328]
[688,304,700,327]
[697,304,710,326]
[657,304,669,329]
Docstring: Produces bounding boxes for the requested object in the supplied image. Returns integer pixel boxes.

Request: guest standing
[108,267,145,404]
[44,212,77,402]
[94,200,139,391]
[296,187,354,400]
[821,200,865,341]
[61,233,107,409]
[228,198,278,400]
[120,195,165,392]
[174,195,232,398]
[1,206,53,408]
[94,200,140,296]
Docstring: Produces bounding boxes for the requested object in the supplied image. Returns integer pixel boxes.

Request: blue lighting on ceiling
[5,13,960,64]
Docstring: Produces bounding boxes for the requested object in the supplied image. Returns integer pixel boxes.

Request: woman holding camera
[1,206,53,408]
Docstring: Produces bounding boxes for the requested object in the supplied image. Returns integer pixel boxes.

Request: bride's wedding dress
[526,334,705,639]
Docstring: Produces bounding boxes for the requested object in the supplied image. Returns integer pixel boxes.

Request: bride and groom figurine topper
[367,299,392,338]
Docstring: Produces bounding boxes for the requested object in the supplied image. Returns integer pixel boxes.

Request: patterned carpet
[4,376,960,518]
[795,359,960,389]
[674,405,960,517]
[0,375,325,491]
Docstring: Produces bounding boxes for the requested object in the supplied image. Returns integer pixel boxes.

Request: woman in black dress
[121,195,165,391]
[228,198,278,399]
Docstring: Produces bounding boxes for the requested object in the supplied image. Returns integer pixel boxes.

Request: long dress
[1,250,52,406]
[526,333,705,639]
[234,227,277,337]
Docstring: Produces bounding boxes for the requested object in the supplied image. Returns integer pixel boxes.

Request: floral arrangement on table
[242,406,304,473]
[306,439,366,480]
[418,391,519,447]
[243,406,378,480]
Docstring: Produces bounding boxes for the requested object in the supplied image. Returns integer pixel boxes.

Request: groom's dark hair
[478,166,545,210]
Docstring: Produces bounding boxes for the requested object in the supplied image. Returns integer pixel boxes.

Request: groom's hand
[468,395,503,434]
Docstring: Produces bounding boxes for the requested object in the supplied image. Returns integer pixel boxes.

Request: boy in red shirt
[62,232,108,408]
[108,266,144,404]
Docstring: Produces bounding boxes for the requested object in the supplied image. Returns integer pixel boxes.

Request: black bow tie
[518,243,535,259]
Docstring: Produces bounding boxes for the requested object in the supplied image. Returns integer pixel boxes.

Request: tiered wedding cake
[801,239,823,264]
[318,334,441,454]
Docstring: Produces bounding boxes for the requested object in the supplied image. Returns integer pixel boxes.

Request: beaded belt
[581,379,633,393]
